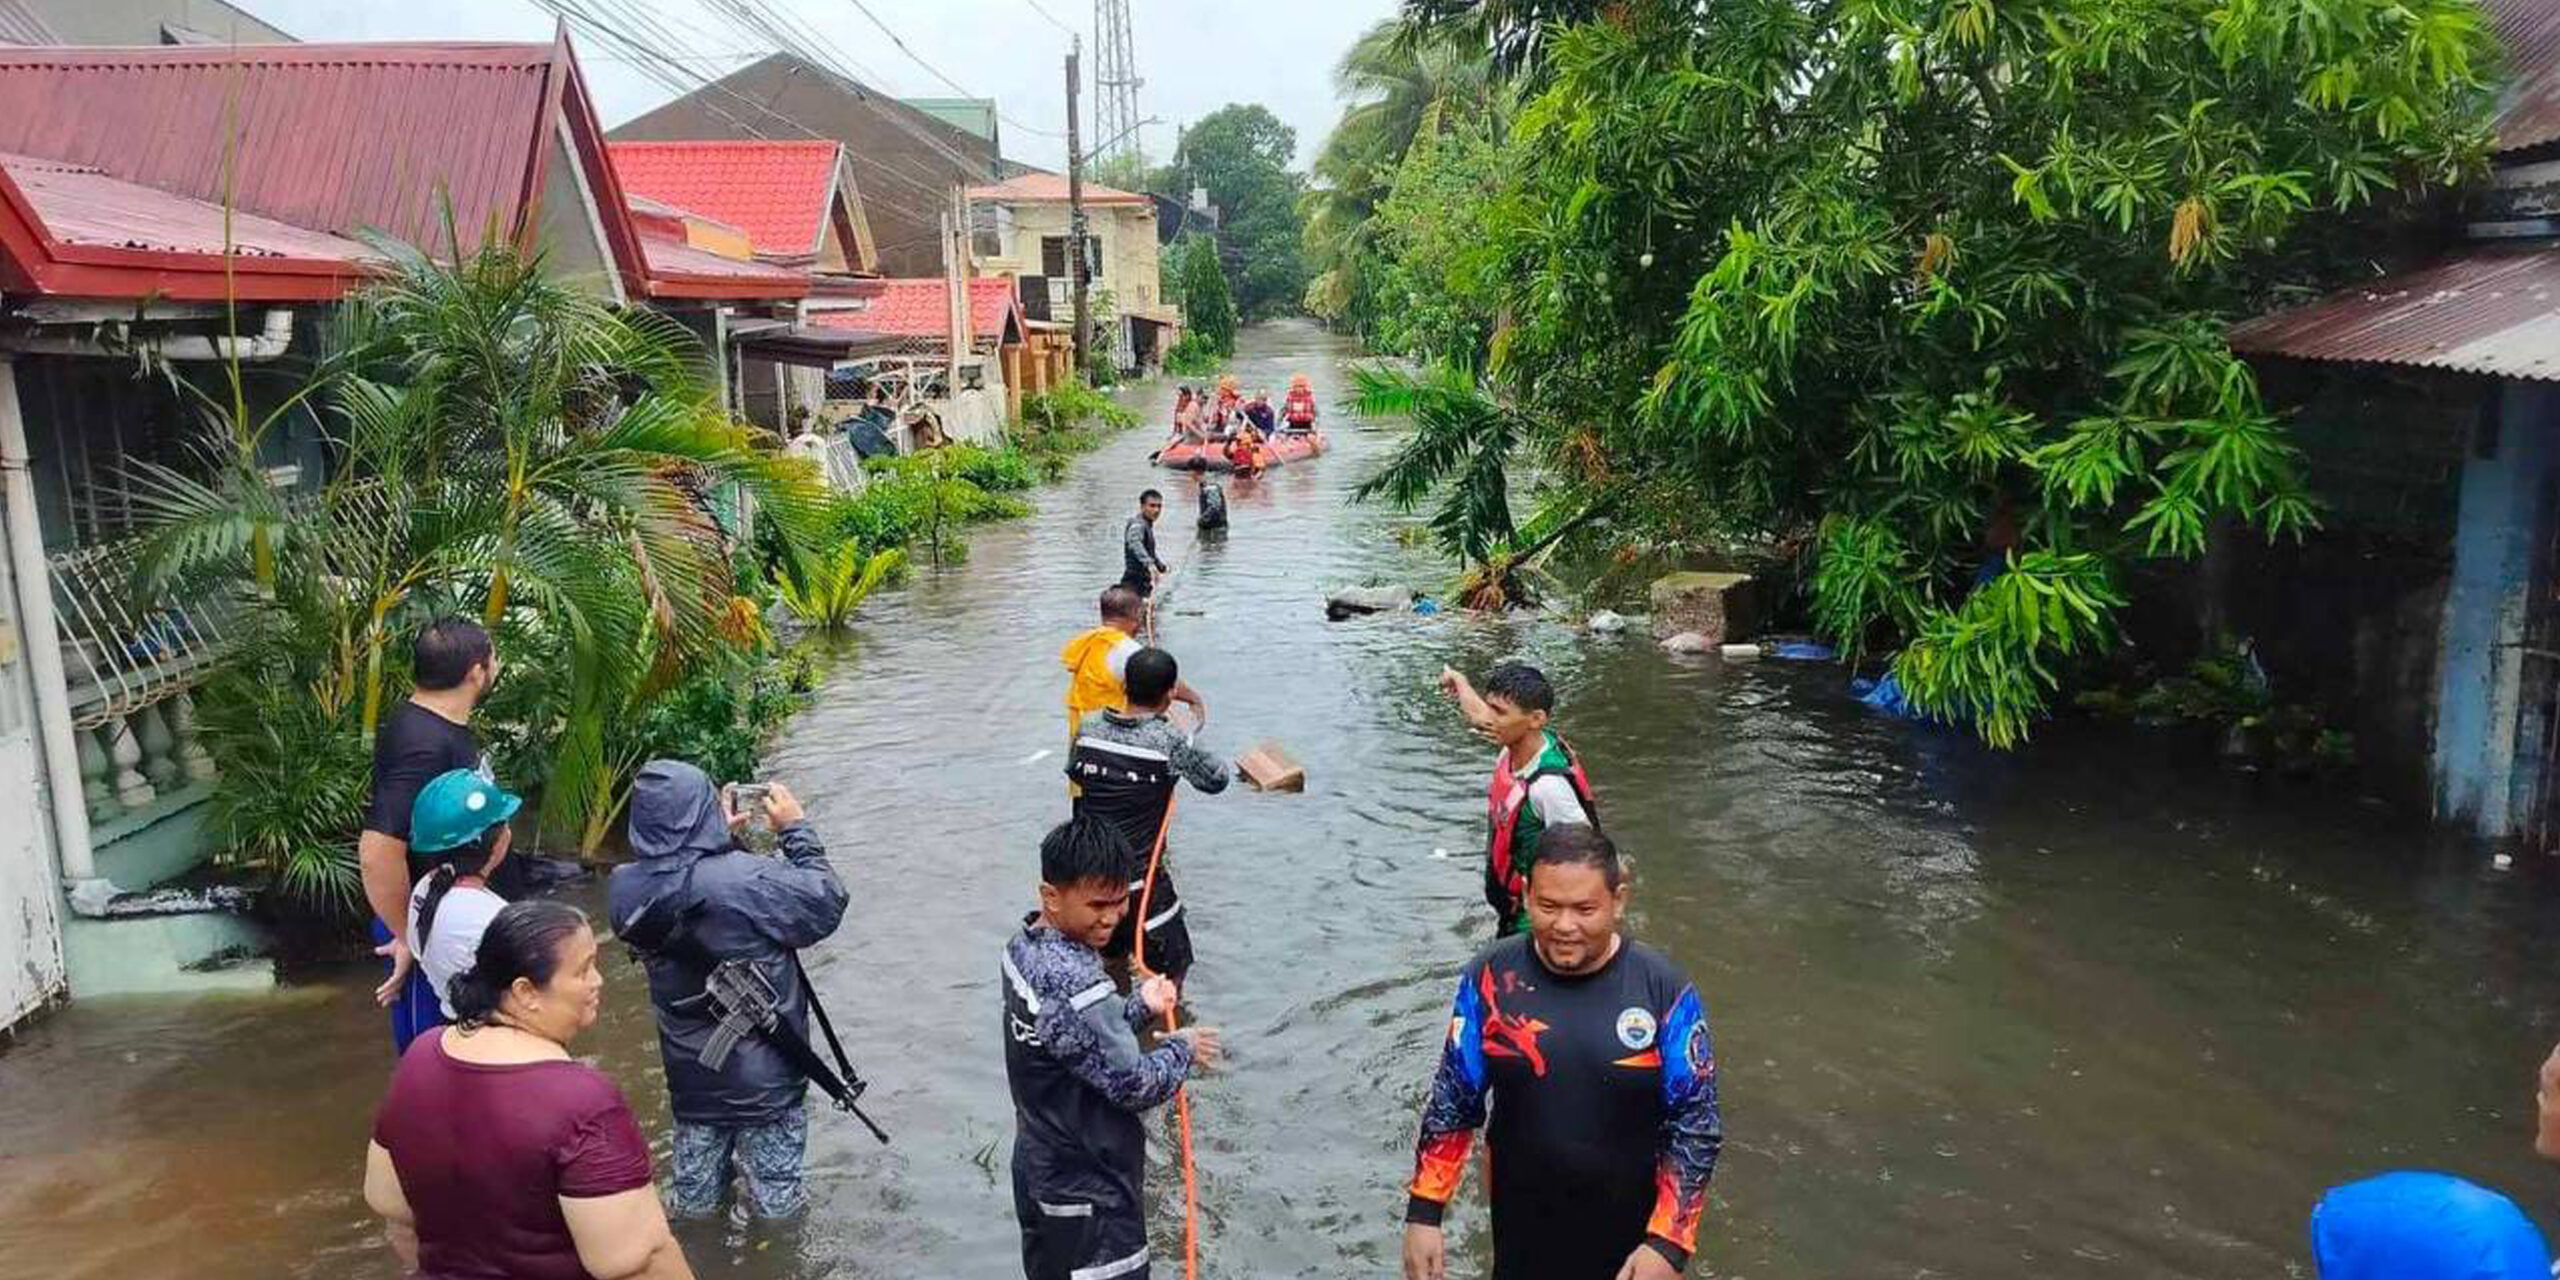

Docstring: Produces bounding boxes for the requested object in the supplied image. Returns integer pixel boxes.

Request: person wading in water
[1438,662,1600,936]
[1122,491,1168,603]
[361,617,511,1052]
[1003,814,1222,1280]
[1401,827,1721,1280]
[1060,584,1208,744]
[1067,647,1230,983]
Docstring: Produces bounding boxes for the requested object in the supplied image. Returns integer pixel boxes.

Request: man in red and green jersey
[1439,661,1599,935]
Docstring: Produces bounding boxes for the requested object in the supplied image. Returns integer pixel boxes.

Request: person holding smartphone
[607,761,848,1221]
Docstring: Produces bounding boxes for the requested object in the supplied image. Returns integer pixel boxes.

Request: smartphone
[731,783,773,819]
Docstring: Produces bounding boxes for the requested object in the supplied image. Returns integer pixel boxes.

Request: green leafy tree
[1166,104,1309,319]
[1355,0,2494,745]
[1178,233,1238,356]
[139,238,833,877]
[1304,18,1498,335]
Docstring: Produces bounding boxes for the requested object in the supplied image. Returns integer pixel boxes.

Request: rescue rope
[1132,793,1202,1280]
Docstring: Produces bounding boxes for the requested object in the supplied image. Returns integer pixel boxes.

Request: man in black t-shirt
[360,617,502,1052]
[1402,827,1722,1280]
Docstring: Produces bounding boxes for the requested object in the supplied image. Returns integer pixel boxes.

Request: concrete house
[0,34,818,1030]
[968,173,1182,372]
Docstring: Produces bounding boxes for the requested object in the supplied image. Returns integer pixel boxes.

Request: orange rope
[1132,793,1201,1280]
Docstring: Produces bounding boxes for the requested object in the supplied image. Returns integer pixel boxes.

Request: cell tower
[1093,0,1143,167]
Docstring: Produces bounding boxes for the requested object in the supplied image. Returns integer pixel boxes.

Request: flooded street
[7,319,2560,1278]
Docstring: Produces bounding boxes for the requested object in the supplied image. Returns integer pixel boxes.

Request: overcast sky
[243,0,1395,171]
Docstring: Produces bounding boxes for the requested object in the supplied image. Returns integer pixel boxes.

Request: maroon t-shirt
[373,1029,655,1280]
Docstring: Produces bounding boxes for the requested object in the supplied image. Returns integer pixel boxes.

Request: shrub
[1164,334,1223,376]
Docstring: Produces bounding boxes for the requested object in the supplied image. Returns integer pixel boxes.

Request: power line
[840,0,1069,140]
[1019,0,1077,36]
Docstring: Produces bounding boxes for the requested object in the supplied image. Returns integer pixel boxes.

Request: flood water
[8,318,2560,1278]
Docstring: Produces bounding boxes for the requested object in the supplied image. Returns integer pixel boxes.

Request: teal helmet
[409,769,521,855]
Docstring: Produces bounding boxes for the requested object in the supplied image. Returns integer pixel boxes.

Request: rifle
[622,875,890,1145]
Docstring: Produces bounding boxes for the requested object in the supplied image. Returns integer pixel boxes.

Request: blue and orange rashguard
[1405,935,1722,1278]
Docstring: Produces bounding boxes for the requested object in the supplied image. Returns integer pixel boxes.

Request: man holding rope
[1066,647,1231,983]
[1004,814,1223,1280]
[1121,490,1168,602]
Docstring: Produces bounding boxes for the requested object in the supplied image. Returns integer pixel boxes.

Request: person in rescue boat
[1060,584,1208,742]
[1438,661,1600,935]
[1402,827,1721,1280]
[1282,374,1319,433]
[1067,647,1232,982]
[1003,814,1223,1280]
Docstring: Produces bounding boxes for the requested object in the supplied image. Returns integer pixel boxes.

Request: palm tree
[1303,19,1495,326]
[138,237,832,862]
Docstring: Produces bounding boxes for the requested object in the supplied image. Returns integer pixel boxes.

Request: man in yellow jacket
[1062,585,1206,741]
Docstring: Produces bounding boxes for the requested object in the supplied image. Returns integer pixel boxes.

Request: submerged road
[5,319,2560,1278]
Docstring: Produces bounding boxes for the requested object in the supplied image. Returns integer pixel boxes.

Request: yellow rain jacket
[1061,624,1136,737]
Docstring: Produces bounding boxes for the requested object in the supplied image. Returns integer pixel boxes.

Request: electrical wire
[840,0,1070,139]
[1019,0,1078,37]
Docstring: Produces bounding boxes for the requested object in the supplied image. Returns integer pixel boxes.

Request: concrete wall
[978,201,1168,316]
[2208,364,2482,812]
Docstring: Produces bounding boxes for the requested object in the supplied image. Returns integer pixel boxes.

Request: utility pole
[1066,36,1091,379]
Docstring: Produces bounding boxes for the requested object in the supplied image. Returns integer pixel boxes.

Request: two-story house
[968,173,1182,373]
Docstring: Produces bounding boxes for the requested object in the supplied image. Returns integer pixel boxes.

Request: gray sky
[242,0,1396,171]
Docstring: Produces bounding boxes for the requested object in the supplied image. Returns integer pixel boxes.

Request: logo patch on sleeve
[1615,1006,1658,1050]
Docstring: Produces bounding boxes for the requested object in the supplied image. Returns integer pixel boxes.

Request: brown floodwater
[7,319,2560,1279]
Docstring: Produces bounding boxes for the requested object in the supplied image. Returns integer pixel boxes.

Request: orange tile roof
[609,140,841,259]
[966,172,1149,207]
[808,277,1022,340]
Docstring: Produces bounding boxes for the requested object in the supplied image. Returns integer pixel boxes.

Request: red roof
[610,140,842,259]
[967,172,1149,207]
[0,151,379,299]
[808,277,1022,342]
[0,42,582,258]
[0,35,803,304]
[2485,0,2560,154]
[2228,244,2560,381]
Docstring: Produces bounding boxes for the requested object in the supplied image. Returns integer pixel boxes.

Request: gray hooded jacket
[607,761,849,1127]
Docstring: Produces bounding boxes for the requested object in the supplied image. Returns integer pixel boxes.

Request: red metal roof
[609,140,841,260]
[807,277,1022,341]
[966,172,1148,207]
[0,36,765,304]
[0,152,375,300]
[0,42,575,256]
[2486,0,2560,153]
[2227,243,2560,380]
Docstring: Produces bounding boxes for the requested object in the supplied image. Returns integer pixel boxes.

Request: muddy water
[7,319,2560,1279]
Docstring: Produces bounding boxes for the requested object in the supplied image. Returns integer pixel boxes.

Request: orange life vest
[1060,625,1134,735]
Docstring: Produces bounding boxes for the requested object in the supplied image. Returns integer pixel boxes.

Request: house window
[971,204,1009,259]
[1039,235,1104,282]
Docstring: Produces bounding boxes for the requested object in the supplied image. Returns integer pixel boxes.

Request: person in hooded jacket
[607,761,849,1222]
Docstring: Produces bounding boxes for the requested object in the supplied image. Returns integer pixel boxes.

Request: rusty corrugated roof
[2227,243,2560,379]
[2488,0,2560,153]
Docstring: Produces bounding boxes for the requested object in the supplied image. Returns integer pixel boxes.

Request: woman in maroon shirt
[365,900,694,1280]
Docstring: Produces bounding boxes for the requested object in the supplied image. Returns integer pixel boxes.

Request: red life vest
[1484,734,1599,918]
[1283,389,1317,426]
